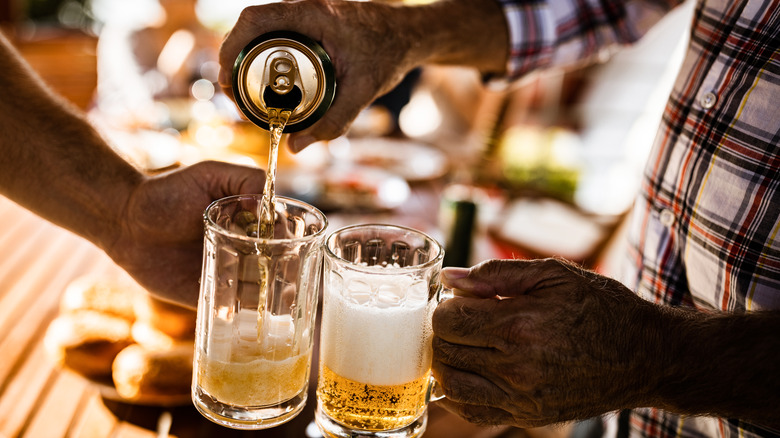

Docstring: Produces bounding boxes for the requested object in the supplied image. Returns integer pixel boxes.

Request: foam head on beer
[322,268,433,387]
[317,264,436,431]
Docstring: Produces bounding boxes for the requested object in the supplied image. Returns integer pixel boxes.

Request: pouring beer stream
[229,31,335,239]
[189,31,336,430]
[257,53,304,239]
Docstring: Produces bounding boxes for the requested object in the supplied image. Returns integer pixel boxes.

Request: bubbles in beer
[197,309,310,406]
[317,365,428,431]
[318,270,434,431]
[321,270,433,386]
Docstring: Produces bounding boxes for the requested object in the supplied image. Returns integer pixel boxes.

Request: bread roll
[112,343,193,400]
[44,310,133,378]
[59,275,138,321]
[133,292,196,340]
[131,321,179,351]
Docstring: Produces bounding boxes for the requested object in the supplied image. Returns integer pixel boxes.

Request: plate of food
[44,275,195,406]
[331,137,449,182]
[277,163,411,211]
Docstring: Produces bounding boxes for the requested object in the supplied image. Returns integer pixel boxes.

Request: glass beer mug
[316,224,449,438]
[192,195,327,429]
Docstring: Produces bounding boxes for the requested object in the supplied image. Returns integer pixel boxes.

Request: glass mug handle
[428,285,453,402]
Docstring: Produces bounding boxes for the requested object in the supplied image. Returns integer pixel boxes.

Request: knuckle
[458,305,487,333]
[458,406,503,427]
[505,316,530,340]
[484,327,511,351]
[237,6,265,27]
[314,117,351,141]
[489,315,528,351]
[507,396,544,421]
[431,337,455,360]
[508,385,565,424]
[501,363,538,393]
[540,257,567,271]
[434,299,486,338]
[475,259,507,277]
[471,259,524,295]
[236,6,255,21]
[430,304,448,331]
[441,375,478,403]
[432,338,479,370]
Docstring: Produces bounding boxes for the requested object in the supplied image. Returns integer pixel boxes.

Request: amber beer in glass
[316,224,448,438]
[192,195,327,429]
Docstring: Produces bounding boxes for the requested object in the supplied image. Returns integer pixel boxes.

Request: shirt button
[700,91,717,109]
[660,209,676,227]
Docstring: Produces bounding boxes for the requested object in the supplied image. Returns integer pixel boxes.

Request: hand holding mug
[432,258,663,428]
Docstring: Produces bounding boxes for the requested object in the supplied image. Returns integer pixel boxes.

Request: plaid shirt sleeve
[495,0,680,80]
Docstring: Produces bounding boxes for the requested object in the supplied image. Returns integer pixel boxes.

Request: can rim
[232,31,336,133]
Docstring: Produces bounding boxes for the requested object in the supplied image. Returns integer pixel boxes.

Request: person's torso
[623,0,780,436]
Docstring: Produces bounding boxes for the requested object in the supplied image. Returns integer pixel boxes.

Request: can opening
[232,31,336,133]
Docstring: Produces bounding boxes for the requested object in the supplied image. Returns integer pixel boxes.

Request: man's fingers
[188,161,266,199]
[434,398,517,428]
[287,104,356,152]
[433,367,557,430]
[218,6,268,89]
[219,3,305,91]
[432,295,536,349]
[432,357,508,406]
[287,73,378,152]
[432,336,499,375]
[433,296,498,346]
[442,258,582,299]
[441,260,538,298]
[218,1,333,96]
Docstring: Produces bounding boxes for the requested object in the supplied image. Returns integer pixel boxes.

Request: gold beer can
[232,31,336,132]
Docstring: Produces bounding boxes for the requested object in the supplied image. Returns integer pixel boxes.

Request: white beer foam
[321,271,433,386]
[207,309,298,361]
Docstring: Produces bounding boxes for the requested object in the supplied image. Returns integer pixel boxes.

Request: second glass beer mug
[193,195,327,429]
[316,224,448,438]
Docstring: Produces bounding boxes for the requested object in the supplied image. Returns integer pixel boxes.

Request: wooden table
[0,195,546,438]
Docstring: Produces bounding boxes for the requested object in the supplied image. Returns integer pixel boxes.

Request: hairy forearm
[0,32,144,250]
[637,305,780,428]
[396,0,509,75]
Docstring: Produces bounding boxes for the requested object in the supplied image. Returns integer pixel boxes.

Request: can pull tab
[262,51,304,111]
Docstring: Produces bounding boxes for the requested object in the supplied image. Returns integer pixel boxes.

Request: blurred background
[0,0,694,273]
[0,2,695,436]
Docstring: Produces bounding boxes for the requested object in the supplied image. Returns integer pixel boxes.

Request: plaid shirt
[497,0,780,437]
